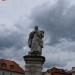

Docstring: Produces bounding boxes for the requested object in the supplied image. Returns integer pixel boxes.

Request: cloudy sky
[0,0,75,71]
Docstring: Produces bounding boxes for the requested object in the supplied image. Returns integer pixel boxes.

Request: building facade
[0,59,25,75]
[43,67,71,75]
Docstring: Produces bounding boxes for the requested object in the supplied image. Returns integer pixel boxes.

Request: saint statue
[28,26,44,55]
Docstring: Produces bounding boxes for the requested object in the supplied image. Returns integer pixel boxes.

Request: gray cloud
[42,42,75,70]
[30,0,75,70]
[0,24,26,50]
[0,16,32,50]
[1,0,75,70]
[0,16,32,69]
[32,0,75,45]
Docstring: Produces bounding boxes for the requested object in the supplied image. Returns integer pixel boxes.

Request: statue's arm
[42,31,44,37]
[28,32,34,48]
[28,33,32,48]
[40,31,44,48]
[41,31,44,38]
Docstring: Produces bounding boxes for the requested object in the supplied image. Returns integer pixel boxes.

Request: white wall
[0,70,25,75]
[44,72,51,75]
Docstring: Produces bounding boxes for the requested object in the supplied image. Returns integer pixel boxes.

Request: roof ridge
[0,59,25,73]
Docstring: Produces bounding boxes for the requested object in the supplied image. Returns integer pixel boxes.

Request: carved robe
[28,31,44,54]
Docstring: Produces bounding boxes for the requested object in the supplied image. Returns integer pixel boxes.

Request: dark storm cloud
[32,0,75,45]
[0,24,25,50]
[1,0,75,70]
[30,0,75,70]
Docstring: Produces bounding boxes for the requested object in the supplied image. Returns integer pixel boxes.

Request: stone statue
[28,26,44,55]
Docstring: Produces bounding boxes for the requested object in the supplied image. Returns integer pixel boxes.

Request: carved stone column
[23,55,45,75]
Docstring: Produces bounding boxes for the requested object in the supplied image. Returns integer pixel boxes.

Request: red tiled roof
[47,67,72,75]
[47,67,65,73]
[0,59,25,74]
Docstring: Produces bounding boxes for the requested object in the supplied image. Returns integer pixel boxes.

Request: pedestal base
[23,55,45,75]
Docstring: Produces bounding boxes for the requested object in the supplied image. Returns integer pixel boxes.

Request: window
[10,65,14,69]
[1,63,7,68]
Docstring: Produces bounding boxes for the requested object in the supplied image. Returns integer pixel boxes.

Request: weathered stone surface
[23,55,45,64]
[23,55,45,75]
[28,26,44,56]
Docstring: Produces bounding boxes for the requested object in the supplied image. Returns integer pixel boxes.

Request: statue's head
[34,26,38,31]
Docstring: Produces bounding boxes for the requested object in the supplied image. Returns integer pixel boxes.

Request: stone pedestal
[23,55,45,75]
